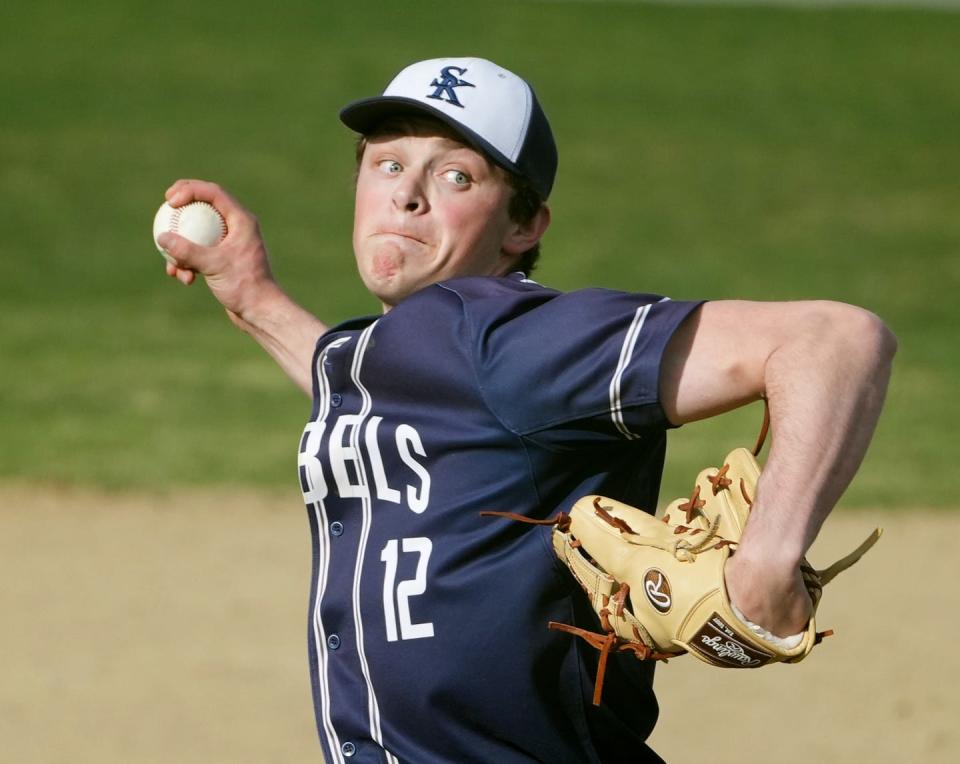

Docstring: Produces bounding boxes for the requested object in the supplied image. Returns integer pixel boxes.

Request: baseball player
[156,57,895,763]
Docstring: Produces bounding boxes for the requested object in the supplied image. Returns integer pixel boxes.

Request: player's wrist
[735,502,810,569]
[731,536,805,573]
[231,279,292,327]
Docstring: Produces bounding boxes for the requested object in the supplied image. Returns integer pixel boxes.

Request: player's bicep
[659,300,817,425]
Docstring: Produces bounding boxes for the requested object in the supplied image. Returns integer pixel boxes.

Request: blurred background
[1,0,957,761]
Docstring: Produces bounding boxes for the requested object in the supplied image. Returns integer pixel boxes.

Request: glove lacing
[483,498,733,706]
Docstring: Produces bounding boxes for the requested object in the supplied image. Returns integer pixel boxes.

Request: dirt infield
[1,483,954,763]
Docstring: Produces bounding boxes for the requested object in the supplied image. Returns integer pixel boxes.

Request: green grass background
[1,0,956,506]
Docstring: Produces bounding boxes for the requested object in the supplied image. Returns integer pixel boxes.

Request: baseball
[153,201,227,265]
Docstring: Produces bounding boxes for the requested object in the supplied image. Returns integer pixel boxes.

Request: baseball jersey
[297,273,703,763]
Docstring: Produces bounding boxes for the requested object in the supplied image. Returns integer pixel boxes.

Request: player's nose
[391,175,428,214]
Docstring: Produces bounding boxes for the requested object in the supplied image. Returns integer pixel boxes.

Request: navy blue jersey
[297,273,703,763]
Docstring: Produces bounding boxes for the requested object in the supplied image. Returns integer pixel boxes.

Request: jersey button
[330,521,344,536]
[327,634,341,650]
[341,741,356,757]
[330,393,343,407]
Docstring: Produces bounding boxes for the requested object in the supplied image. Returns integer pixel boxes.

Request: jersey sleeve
[471,288,704,442]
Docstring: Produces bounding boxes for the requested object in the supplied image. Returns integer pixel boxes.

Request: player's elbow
[814,301,898,371]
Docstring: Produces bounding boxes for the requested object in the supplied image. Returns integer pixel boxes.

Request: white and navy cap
[340,57,558,199]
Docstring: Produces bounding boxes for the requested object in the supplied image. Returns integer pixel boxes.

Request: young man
[157,57,895,763]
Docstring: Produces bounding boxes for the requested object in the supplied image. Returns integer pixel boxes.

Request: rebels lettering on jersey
[298,273,702,764]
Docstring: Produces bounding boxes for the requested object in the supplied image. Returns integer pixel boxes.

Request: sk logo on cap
[426,66,475,108]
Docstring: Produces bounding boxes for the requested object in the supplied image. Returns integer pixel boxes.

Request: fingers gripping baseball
[155,179,276,320]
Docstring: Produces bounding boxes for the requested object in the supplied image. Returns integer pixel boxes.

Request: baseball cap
[339,57,558,199]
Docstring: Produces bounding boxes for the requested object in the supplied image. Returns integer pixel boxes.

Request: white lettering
[700,635,760,666]
[329,415,368,499]
[298,421,327,504]
[381,537,435,641]
[366,416,401,504]
[644,572,672,610]
[380,539,400,642]
[397,537,435,640]
[396,424,430,513]
[324,415,431,513]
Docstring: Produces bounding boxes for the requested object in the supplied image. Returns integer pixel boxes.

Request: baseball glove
[485,407,882,706]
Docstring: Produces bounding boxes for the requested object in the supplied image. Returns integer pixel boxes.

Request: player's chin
[370,251,404,279]
[363,256,434,304]
[376,273,442,310]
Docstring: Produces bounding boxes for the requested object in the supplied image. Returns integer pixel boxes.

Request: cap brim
[339,96,519,181]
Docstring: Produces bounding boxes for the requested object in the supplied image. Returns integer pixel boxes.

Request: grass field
[1,0,957,504]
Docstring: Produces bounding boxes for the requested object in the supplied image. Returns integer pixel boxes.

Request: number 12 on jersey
[380,537,435,641]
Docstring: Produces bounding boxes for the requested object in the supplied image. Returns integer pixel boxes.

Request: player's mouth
[374,230,428,245]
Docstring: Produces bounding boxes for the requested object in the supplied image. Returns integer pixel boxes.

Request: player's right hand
[157,179,285,327]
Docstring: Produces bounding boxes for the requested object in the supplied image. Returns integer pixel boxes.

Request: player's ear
[501,203,551,257]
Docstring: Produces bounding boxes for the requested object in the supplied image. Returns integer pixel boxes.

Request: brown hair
[353,118,545,275]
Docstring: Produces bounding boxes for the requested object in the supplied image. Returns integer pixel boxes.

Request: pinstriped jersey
[297,273,702,763]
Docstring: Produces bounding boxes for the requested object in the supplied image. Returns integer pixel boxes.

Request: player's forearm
[155,179,327,395]
[228,284,328,397]
[740,304,896,563]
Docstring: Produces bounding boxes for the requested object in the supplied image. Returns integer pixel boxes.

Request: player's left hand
[724,551,813,638]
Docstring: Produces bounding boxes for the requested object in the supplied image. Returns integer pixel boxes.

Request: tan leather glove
[491,410,882,706]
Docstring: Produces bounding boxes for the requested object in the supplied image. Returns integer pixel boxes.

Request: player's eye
[378,160,402,175]
[443,169,470,186]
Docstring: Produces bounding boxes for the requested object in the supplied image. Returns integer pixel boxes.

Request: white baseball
[153,201,227,266]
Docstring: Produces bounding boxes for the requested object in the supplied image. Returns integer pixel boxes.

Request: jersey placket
[303,325,398,764]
